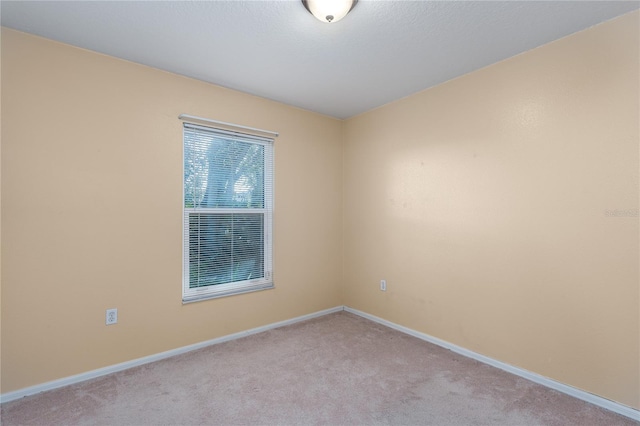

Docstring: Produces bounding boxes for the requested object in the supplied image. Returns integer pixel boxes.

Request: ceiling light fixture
[302,0,358,24]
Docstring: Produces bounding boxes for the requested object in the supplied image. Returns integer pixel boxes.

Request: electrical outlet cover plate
[106,308,118,325]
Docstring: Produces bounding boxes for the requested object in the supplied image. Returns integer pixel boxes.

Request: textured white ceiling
[1,1,638,119]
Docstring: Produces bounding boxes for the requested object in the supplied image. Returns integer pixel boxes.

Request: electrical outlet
[106,308,118,325]
[380,280,387,291]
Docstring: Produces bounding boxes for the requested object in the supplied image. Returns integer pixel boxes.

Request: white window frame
[182,123,274,303]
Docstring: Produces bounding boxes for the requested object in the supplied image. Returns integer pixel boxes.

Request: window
[183,122,274,302]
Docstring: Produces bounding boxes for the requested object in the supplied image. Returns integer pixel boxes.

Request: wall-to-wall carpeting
[1,312,635,425]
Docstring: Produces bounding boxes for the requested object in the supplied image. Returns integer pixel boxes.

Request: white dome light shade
[302,0,358,23]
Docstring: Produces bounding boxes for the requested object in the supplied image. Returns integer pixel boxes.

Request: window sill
[182,282,274,304]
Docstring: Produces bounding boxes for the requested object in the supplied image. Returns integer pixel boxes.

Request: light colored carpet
[1,311,637,425]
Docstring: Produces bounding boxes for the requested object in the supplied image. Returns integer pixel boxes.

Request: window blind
[183,123,274,302]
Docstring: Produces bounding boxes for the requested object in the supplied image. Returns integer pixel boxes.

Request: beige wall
[2,10,639,411]
[0,29,343,393]
[343,11,639,409]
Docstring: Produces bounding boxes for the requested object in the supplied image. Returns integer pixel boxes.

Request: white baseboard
[344,306,640,422]
[0,306,344,404]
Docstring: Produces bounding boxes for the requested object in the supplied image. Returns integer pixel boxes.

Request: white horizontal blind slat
[184,123,273,145]
[179,114,279,138]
